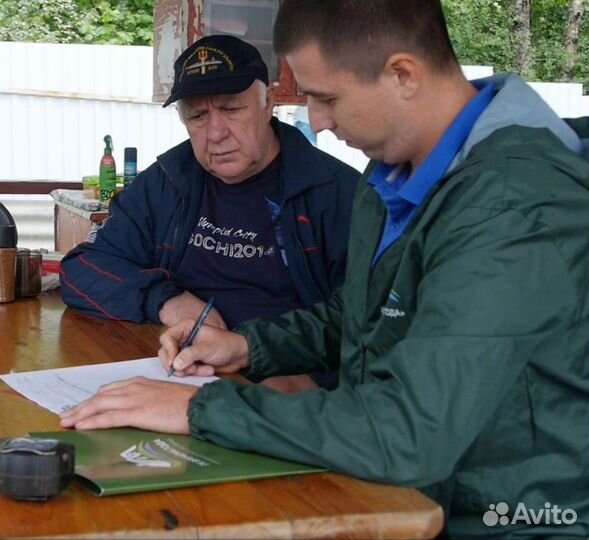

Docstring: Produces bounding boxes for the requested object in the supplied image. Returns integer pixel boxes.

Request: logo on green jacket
[388,289,401,303]
[381,287,406,318]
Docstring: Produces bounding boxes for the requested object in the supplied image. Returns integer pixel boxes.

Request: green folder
[30,429,323,496]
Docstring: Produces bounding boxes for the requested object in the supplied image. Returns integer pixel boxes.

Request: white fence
[0,41,187,181]
[0,92,187,181]
[528,81,589,118]
[1,41,154,100]
[0,42,587,250]
[1,42,587,182]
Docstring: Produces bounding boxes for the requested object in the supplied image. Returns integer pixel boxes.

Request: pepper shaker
[15,248,42,297]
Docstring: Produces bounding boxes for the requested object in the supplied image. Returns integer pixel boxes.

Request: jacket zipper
[158,161,186,271]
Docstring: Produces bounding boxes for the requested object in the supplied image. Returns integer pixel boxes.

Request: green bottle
[99,135,116,203]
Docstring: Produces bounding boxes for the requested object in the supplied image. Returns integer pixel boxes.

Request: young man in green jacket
[61,1,589,537]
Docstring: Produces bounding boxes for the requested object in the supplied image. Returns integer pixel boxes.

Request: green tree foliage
[443,0,588,89]
[444,0,515,72]
[76,0,154,45]
[0,0,82,43]
[532,0,588,84]
[0,0,587,88]
[0,0,154,45]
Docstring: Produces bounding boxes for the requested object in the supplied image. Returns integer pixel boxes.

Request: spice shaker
[15,248,42,297]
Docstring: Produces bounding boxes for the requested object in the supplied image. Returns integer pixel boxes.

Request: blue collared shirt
[369,82,494,265]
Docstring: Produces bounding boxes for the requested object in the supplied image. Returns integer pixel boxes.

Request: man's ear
[382,53,421,99]
[266,83,277,112]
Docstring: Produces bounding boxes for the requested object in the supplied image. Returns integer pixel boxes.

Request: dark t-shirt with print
[175,156,302,328]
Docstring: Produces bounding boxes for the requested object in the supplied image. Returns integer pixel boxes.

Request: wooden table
[0,292,444,539]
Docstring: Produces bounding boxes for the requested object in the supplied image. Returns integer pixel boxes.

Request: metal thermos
[0,203,18,303]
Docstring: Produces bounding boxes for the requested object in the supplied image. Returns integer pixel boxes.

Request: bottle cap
[0,202,15,226]
[0,203,17,248]
[103,135,113,155]
[0,226,17,248]
[124,147,137,161]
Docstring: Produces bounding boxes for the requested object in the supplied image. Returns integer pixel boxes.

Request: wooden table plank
[0,292,444,539]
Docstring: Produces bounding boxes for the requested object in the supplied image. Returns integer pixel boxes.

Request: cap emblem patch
[181,46,234,80]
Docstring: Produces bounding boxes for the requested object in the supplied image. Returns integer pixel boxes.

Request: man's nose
[308,99,336,134]
[207,111,229,142]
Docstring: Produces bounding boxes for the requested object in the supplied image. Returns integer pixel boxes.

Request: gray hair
[176,80,269,124]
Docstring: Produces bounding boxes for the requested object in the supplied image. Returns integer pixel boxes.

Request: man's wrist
[157,290,185,325]
[234,335,251,371]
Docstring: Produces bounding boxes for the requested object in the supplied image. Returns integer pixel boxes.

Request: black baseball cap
[163,35,269,107]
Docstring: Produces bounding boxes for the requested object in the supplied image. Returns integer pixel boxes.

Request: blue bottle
[123,147,138,187]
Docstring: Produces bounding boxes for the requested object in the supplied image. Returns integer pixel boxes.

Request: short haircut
[274,0,460,81]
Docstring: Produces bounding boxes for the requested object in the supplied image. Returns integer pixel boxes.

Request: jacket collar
[157,139,203,198]
[271,117,335,200]
[451,73,584,171]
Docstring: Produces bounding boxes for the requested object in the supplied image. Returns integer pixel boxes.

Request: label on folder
[29,428,324,496]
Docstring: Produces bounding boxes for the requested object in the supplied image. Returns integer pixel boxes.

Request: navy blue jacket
[60,119,359,323]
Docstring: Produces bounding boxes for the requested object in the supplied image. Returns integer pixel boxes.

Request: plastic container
[41,251,65,275]
[82,175,99,199]
[123,147,137,187]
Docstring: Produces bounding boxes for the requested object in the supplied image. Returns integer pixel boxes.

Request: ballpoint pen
[167,296,215,377]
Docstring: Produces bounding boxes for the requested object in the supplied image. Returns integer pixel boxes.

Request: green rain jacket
[188,74,589,539]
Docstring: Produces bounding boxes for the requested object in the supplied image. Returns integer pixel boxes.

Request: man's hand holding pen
[167,296,217,377]
[159,322,251,378]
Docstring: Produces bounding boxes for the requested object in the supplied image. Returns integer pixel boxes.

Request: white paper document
[0,357,218,415]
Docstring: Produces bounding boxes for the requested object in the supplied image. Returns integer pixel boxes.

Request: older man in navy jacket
[60,35,359,392]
